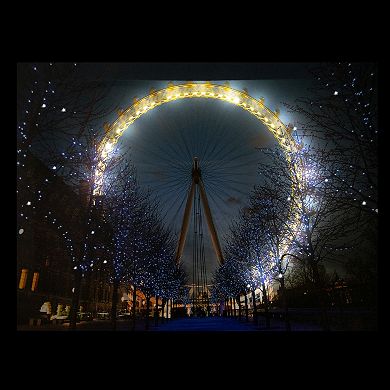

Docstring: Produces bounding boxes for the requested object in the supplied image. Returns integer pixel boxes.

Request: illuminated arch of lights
[94,81,304,257]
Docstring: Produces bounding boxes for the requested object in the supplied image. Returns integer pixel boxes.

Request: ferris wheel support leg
[198,178,224,265]
[175,179,196,264]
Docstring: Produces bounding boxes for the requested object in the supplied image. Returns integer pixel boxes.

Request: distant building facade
[17,153,110,324]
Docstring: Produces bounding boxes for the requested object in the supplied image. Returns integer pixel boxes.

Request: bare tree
[285,62,378,218]
[283,62,378,314]
[17,63,128,329]
[257,146,361,285]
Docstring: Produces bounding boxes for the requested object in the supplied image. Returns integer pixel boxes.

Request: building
[17,153,110,324]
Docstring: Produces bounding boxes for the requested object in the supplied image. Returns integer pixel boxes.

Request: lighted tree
[254,143,365,330]
[99,163,148,329]
[213,261,240,318]
[136,209,176,328]
[285,62,377,224]
[260,146,360,278]
[140,213,188,326]
[285,62,378,312]
[240,187,292,329]
[222,208,276,327]
[17,62,126,329]
[102,179,188,330]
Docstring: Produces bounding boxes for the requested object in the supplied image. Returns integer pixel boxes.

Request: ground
[17,315,324,331]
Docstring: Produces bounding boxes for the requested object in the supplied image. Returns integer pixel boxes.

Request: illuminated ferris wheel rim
[94,81,304,256]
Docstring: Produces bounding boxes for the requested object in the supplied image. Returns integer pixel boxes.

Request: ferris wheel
[94,82,303,303]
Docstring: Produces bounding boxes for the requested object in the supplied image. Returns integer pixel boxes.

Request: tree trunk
[111,279,119,331]
[280,276,291,331]
[145,295,150,330]
[161,298,165,323]
[251,290,258,326]
[166,299,169,320]
[132,285,137,331]
[69,269,82,330]
[262,283,270,329]
[237,295,241,320]
[311,261,330,331]
[244,291,249,322]
[154,295,159,326]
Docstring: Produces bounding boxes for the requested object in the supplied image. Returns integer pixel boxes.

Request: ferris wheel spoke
[114,96,278,281]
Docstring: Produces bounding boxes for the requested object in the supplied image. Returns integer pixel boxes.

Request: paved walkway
[151,317,259,332]
[17,316,323,331]
[151,316,323,331]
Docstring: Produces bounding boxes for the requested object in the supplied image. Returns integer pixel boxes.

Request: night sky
[70,63,316,280]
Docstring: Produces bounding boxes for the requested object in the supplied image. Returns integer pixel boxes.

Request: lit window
[19,268,28,289]
[31,272,39,291]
